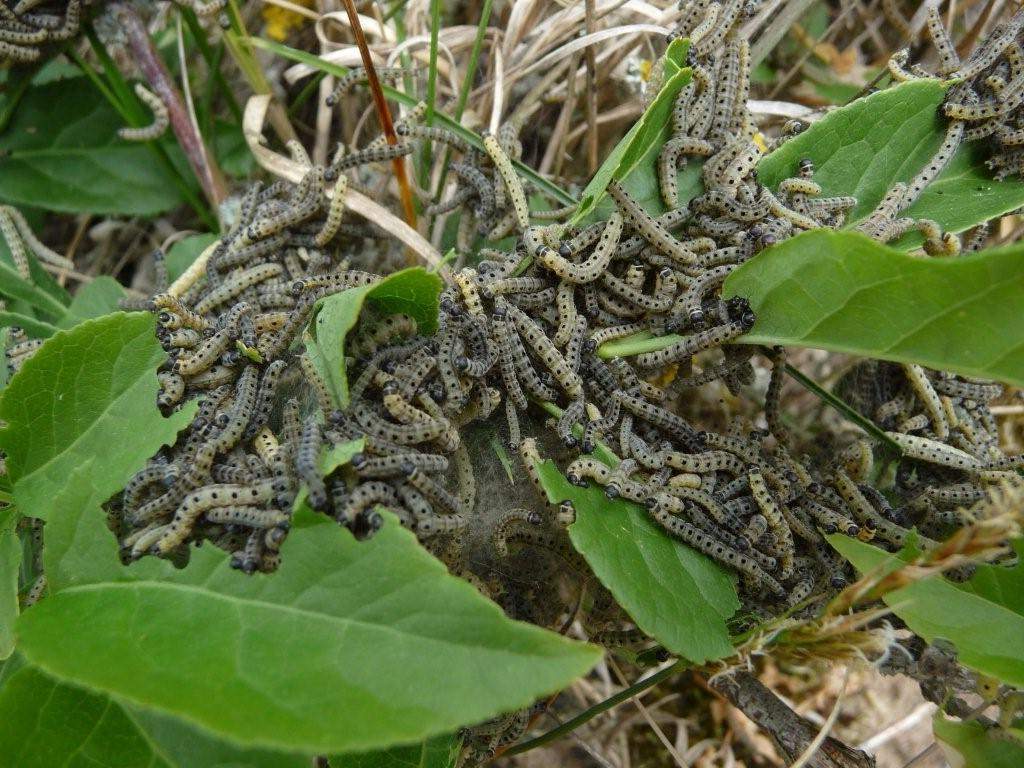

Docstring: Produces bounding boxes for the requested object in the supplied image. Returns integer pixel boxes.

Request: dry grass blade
[242,95,441,269]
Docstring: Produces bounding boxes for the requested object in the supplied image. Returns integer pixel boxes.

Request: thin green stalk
[288,72,326,117]
[383,0,409,22]
[784,363,901,456]
[434,0,492,199]
[250,37,576,206]
[179,5,243,123]
[504,661,685,755]
[422,0,441,189]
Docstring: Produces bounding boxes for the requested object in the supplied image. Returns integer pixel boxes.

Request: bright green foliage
[723,230,1024,386]
[757,79,1024,237]
[0,313,197,523]
[166,234,218,281]
[304,267,443,409]
[0,78,187,215]
[933,715,1024,768]
[904,141,1024,244]
[828,535,1024,687]
[332,734,462,768]
[0,665,174,768]
[17,508,600,754]
[571,39,692,224]
[0,665,314,768]
[758,80,949,223]
[0,509,19,660]
[533,460,738,663]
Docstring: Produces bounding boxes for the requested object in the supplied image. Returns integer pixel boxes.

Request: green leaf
[304,267,443,409]
[0,508,19,660]
[0,312,58,339]
[0,312,197,523]
[58,276,126,328]
[0,665,172,768]
[533,460,738,663]
[571,39,692,224]
[166,234,218,282]
[0,255,68,320]
[0,665,312,768]
[18,507,600,754]
[0,77,187,215]
[757,79,1024,239]
[722,230,1024,386]
[758,80,949,224]
[934,715,1024,768]
[212,121,256,179]
[828,535,1024,687]
[901,140,1024,246]
[331,734,462,768]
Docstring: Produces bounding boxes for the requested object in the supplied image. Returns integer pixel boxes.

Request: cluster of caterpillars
[0,0,82,64]
[888,4,1024,184]
[96,2,1018,633]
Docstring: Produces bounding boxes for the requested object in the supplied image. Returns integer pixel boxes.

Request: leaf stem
[784,363,901,456]
[504,661,684,755]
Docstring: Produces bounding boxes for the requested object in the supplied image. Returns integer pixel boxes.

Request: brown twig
[340,0,417,243]
[707,670,875,768]
[114,2,227,213]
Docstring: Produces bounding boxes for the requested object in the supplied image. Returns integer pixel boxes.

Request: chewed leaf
[758,79,1024,243]
[0,312,197,523]
[17,508,600,754]
[303,267,443,409]
[533,459,738,663]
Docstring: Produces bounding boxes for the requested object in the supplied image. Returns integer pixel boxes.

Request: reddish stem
[340,0,418,241]
[115,2,227,212]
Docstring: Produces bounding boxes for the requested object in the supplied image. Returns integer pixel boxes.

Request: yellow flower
[262,0,314,42]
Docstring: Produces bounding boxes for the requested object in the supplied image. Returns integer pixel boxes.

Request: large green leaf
[934,715,1024,768]
[0,312,197,523]
[0,77,187,215]
[722,230,1024,386]
[0,509,18,660]
[0,666,174,768]
[533,460,737,663]
[0,665,314,768]
[570,39,692,224]
[828,535,1024,687]
[758,79,949,224]
[332,735,462,768]
[758,79,1024,238]
[17,507,600,754]
[304,267,443,409]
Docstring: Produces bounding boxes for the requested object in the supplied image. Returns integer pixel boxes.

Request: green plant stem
[505,661,684,755]
[422,0,441,190]
[288,72,326,117]
[784,363,901,455]
[434,0,492,200]
[250,37,575,206]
